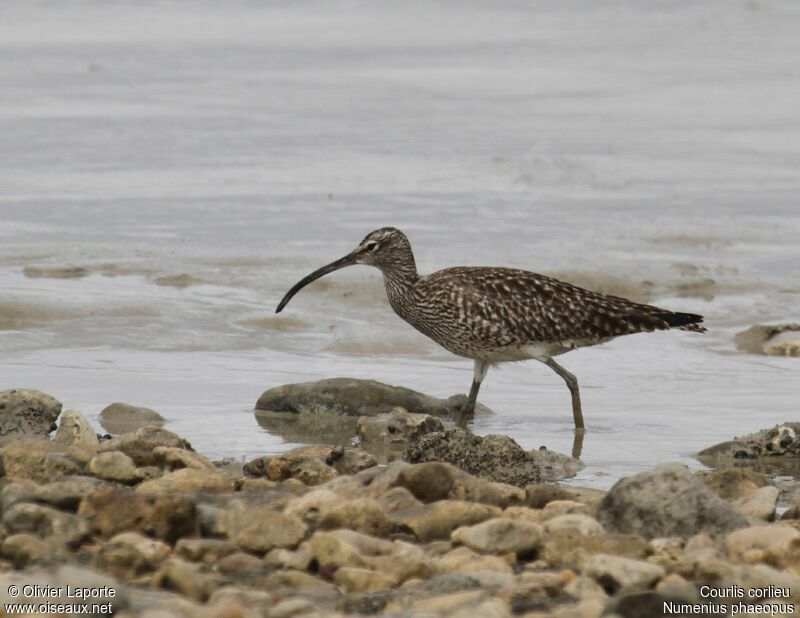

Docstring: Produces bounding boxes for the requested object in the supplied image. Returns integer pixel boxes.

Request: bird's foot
[448,394,476,427]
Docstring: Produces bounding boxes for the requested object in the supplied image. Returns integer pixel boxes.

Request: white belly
[481,338,611,363]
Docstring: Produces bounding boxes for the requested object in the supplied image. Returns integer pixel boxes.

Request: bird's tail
[658,311,707,333]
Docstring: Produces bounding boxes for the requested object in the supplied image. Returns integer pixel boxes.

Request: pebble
[451,517,543,556]
[6,387,800,618]
[87,451,138,483]
[583,553,666,593]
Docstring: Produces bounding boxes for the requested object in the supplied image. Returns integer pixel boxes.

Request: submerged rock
[0,389,61,446]
[734,323,800,356]
[596,463,749,539]
[254,378,479,446]
[697,423,800,461]
[99,402,165,435]
[256,378,466,418]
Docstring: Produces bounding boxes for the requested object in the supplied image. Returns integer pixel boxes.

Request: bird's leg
[456,359,489,425]
[543,358,585,432]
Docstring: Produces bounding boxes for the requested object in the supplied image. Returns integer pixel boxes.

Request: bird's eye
[365,241,378,252]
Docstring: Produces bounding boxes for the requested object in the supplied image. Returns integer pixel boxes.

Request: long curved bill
[275,252,358,313]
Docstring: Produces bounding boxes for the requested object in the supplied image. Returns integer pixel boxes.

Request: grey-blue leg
[544,357,585,431]
[457,359,490,422]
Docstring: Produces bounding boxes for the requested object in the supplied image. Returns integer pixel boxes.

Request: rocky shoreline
[1,386,800,617]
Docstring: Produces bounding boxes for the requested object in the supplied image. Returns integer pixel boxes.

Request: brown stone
[151,446,215,471]
[244,453,338,486]
[317,498,393,537]
[222,504,307,553]
[78,489,196,543]
[334,567,397,592]
[87,451,138,484]
[540,530,651,566]
[698,467,768,500]
[390,500,501,542]
[1,533,64,568]
[158,557,225,602]
[1,437,90,483]
[136,468,235,493]
[95,531,171,581]
[98,426,192,466]
[394,462,454,502]
[2,502,90,548]
[174,538,240,564]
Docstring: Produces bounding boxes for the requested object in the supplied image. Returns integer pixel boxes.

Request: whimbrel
[276,227,706,432]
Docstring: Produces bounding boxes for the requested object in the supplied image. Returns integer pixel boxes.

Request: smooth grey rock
[256,378,466,417]
[99,402,165,435]
[0,389,61,446]
[254,378,474,446]
[596,463,749,539]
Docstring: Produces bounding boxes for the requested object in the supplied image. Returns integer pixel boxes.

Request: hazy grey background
[1,1,798,488]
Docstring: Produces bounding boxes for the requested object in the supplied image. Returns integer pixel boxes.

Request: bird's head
[275,227,416,313]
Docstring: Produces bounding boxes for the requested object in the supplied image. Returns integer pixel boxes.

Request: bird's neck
[381,261,419,311]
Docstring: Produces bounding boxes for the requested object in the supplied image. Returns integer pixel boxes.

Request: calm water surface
[1,1,799,489]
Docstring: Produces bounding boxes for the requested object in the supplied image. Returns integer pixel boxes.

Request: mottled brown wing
[419,267,701,351]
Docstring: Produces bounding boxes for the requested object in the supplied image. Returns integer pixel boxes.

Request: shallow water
[1,0,799,490]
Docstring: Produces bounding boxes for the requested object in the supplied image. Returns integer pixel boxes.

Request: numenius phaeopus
[276,227,706,432]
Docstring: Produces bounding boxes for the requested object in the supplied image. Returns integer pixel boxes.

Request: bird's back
[387,266,705,361]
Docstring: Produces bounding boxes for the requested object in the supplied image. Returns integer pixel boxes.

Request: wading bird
[276,227,705,438]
